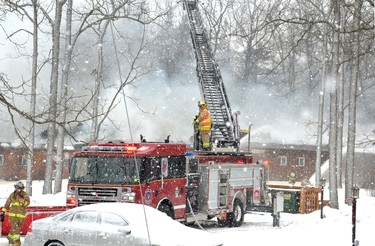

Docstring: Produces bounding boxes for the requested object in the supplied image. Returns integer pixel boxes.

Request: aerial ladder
[184,0,241,151]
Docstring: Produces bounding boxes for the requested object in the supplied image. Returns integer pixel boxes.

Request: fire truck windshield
[69,156,140,184]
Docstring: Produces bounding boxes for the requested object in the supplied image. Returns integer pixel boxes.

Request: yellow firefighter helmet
[198,101,206,108]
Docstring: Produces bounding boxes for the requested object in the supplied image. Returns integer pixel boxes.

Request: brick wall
[0,145,73,181]
[249,143,330,183]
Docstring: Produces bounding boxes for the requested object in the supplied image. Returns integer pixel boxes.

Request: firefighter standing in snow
[288,166,297,185]
[1,181,30,246]
[194,101,212,150]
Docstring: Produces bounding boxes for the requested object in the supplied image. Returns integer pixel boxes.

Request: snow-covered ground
[0,180,374,246]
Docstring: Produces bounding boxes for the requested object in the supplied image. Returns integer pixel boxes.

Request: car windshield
[52,210,74,223]
[69,156,140,184]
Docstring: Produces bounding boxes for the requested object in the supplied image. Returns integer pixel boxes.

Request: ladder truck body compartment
[185,154,268,225]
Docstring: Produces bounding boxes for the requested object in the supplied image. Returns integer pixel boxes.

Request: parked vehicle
[24,202,223,246]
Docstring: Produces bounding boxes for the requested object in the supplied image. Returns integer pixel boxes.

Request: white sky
[0,180,374,246]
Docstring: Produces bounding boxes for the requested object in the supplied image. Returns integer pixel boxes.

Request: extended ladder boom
[184,0,240,149]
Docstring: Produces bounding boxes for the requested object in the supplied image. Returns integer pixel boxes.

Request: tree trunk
[333,0,343,189]
[315,33,327,187]
[26,0,39,195]
[90,21,111,141]
[336,74,344,189]
[54,0,73,194]
[327,0,341,209]
[43,0,67,194]
[345,0,362,203]
[328,92,339,209]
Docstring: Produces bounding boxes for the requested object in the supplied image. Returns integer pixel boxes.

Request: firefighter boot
[14,239,21,246]
[203,146,211,151]
[7,237,20,246]
[7,237,14,245]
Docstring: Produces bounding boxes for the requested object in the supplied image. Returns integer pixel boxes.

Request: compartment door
[253,167,262,205]
[207,168,219,210]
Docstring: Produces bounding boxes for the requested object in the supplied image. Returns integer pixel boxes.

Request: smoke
[97,62,325,146]
[98,69,200,144]
[221,70,324,145]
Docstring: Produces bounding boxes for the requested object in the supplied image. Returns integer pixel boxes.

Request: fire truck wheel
[158,203,174,219]
[46,241,64,246]
[229,199,244,227]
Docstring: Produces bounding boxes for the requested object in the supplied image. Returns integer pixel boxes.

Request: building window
[0,155,3,166]
[296,157,305,166]
[18,155,27,166]
[278,156,287,166]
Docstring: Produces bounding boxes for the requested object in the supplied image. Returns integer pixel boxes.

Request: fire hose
[186,196,205,230]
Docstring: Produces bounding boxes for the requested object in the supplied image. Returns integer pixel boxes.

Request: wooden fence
[268,183,329,214]
[299,187,322,213]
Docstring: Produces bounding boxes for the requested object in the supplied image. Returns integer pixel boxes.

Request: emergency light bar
[82,145,137,152]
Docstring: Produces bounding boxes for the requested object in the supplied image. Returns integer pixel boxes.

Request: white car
[25,202,223,246]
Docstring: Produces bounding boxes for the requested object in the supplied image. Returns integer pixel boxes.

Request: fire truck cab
[67,141,269,227]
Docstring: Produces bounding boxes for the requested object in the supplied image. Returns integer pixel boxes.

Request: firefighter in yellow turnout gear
[288,166,297,185]
[1,181,30,246]
[194,101,212,151]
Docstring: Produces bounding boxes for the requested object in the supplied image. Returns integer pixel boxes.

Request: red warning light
[125,146,137,151]
[66,198,77,206]
[123,145,137,153]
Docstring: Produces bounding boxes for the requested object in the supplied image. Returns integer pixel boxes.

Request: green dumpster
[269,188,300,213]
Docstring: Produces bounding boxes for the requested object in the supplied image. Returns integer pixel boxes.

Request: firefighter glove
[0,212,4,222]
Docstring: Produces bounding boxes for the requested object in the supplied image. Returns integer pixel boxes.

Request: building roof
[248,142,329,152]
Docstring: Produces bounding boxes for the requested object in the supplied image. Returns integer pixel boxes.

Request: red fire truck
[65,140,269,227]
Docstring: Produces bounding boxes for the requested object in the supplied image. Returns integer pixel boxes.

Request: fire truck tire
[229,199,244,227]
[158,203,174,219]
[46,241,65,246]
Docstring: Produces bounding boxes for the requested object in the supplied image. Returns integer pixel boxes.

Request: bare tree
[89,17,110,142]
[1,0,43,195]
[328,91,339,208]
[334,0,344,190]
[43,0,67,194]
[87,0,169,141]
[26,0,39,195]
[345,0,364,203]
[315,29,328,188]
[327,0,340,209]
[54,0,73,194]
